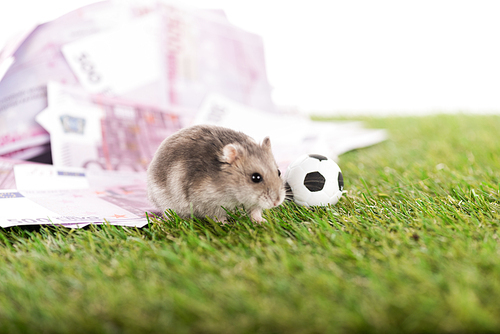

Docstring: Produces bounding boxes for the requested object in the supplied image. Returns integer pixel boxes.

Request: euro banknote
[194,94,388,170]
[0,1,153,159]
[37,82,182,171]
[0,159,159,228]
[0,0,276,160]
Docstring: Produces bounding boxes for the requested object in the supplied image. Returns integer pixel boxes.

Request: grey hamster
[147,124,285,222]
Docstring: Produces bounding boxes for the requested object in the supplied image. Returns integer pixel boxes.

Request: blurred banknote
[194,94,388,170]
[37,82,182,171]
[0,1,156,159]
[0,1,276,159]
[61,12,167,109]
[158,4,275,116]
[0,160,158,228]
[0,157,36,189]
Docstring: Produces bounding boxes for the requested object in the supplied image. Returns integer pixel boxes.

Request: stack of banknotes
[0,0,386,227]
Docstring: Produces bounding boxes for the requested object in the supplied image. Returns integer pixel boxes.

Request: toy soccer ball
[284,154,344,207]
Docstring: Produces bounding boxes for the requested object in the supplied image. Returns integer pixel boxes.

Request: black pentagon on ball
[304,171,326,192]
[308,154,328,161]
[338,171,344,191]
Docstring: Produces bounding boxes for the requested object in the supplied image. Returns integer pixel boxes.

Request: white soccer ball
[284,154,344,207]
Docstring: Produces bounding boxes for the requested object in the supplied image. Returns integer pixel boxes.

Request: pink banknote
[160,4,275,114]
[0,1,163,159]
[0,159,160,228]
[1,1,277,161]
[37,82,183,171]
[0,157,36,189]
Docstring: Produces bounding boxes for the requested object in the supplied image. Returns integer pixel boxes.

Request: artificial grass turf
[0,114,499,333]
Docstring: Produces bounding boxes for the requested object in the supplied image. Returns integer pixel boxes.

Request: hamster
[147,124,285,222]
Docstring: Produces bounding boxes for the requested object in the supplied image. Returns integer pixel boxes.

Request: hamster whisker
[284,182,294,201]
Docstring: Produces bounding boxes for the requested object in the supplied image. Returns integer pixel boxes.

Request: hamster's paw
[218,216,229,225]
[250,209,266,224]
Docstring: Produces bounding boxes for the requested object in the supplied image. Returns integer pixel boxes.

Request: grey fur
[147,125,285,222]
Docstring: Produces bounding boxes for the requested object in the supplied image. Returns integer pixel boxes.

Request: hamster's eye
[251,173,263,183]
[278,169,281,177]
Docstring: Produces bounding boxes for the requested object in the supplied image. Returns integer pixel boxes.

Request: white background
[1,0,500,115]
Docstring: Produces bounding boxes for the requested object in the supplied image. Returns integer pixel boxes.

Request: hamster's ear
[262,137,272,151]
[221,144,241,165]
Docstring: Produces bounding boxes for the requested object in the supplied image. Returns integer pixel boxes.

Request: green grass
[1,114,500,333]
